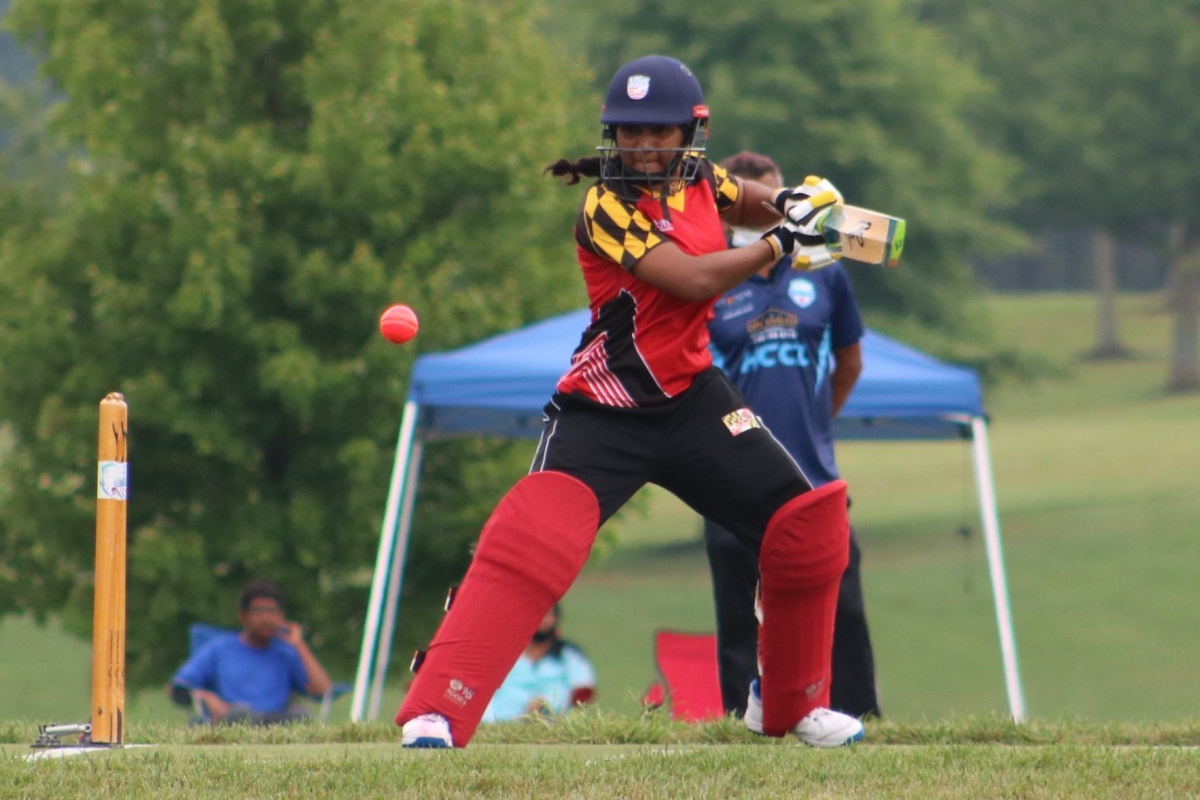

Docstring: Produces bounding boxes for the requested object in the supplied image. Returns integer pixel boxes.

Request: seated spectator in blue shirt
[482,604,596,723]
[170,579,333,724]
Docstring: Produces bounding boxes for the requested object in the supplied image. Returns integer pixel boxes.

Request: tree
[1090,230,1127,359]
[922,0,1200,380]
[1167,224,1200,390]
[569,0,1023,347]
[0,0,589,686]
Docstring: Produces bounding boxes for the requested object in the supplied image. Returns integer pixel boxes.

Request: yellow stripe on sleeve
[585,189,663,270]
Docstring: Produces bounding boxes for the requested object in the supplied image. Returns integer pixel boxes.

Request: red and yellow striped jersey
[557,159,740,406]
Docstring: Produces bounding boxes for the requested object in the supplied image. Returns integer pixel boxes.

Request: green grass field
[6,742,1199,800]
[3,715,1200,798]
[2,292,1198,738]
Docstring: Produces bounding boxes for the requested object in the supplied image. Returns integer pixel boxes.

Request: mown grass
[6,707,1200,748]
[5,746,1198,800]
[2,714,1200,800]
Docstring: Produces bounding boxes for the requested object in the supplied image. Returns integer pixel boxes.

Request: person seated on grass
[169,579,332,725]
[481,604,596,723]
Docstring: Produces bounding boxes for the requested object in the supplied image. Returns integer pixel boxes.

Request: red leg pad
[395,471,599,746]
[757,479,850,736]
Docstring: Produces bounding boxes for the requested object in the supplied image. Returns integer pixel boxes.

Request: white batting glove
[761,223,838,270]
[791,242,838,271]
[770,175,844,236]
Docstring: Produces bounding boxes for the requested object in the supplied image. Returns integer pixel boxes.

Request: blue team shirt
[708,260,863,486]
[172,633,310,713]
[482,644,596,723]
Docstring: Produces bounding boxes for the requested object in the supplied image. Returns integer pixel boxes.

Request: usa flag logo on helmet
[626,75,650,100]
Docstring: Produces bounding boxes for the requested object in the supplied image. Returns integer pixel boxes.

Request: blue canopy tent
[350,309,1024,722]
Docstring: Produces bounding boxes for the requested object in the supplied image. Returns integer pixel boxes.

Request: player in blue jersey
[706,151,881,721]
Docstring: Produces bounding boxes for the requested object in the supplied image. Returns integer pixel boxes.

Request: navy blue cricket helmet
[597,55,709,195]
[601,55,706,127]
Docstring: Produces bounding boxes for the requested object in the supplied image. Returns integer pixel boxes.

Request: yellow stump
[91,393,128,746]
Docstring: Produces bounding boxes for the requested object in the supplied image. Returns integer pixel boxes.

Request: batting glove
[791,242,838,271]
[770,175,844,235]
[761,225,836,270]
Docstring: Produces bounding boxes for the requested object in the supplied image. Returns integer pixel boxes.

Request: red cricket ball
[379,304,419,344]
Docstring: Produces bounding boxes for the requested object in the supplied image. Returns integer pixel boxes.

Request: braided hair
[544,157,603,185]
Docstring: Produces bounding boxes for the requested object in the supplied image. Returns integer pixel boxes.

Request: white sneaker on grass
[401,713,453,748]
[744,679,864,747]
[744,679,765,735]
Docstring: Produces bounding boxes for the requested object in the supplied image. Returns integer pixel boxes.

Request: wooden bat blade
[825,205,906,268]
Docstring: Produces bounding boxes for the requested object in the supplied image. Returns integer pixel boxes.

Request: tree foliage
[922,0,1200,229]
[0,0,589,686]
[921,0,1200,384]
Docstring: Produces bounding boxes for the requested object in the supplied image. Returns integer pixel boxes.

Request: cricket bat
[822,204,906,268]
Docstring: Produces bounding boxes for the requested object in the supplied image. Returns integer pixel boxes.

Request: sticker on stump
[98,461,128,501]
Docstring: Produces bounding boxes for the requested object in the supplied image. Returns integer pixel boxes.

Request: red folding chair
[641,630,725,723]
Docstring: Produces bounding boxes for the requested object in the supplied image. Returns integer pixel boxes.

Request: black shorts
[530,367,811,550]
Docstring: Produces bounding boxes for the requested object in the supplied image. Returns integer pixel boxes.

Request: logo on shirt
[627,75,650,100]
[788,278,817,309]
[722,408,761,436]
[723,288,754,306]
[739,341,810,374]
[445,678,476,707]
[746,310,798,337]
[654,218,674,233]
[716,288,756,321]
[717,303,753,321]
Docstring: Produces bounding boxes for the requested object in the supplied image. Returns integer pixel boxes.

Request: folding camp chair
[641,630,725,723]
[171,623,352,724]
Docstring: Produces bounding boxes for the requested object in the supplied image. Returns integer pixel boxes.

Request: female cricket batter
[396,55,864,749]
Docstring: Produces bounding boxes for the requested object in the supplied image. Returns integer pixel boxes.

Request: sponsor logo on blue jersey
[722,288,755,306]
[746,310,798,337]
[739,340,811,374]
[788,278,817,309]
[740,309,810,374]
[716,287,756,320]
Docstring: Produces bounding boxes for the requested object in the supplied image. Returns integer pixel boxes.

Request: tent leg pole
[971,416,1027,722]
[367,440,424,721]
[351,400,420,722]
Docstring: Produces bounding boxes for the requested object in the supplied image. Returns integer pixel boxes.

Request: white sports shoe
[401,713,453,748]
[744,678,765,735]
[744,679,864,747]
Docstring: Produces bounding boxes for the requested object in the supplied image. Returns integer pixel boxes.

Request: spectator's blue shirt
[708,260,863,486]
[172,633,309,713]
[482,644,596,723]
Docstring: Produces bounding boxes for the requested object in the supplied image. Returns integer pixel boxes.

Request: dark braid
[545,157,602,185]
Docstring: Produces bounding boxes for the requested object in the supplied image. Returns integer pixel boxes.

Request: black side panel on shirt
[576,290,670,404]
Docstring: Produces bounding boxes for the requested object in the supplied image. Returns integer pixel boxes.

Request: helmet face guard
[597,114,709,199]
[596,55,708,199]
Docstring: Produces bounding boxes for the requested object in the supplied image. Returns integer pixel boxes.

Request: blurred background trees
[0,0,588,683]
[918,0,1200,383]
[0,0,1195,686]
